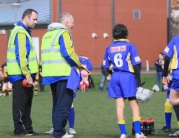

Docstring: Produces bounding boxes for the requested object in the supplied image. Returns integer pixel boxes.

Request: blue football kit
[163,36,179,91]
[102,39,141,98]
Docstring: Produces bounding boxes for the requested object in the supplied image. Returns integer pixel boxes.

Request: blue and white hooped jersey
[163,36,179,79]
[102,39,141,73]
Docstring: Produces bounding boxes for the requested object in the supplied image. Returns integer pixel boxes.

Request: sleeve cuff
[25,73,31,78]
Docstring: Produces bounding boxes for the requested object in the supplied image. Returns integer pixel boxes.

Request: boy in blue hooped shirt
[102,23,146,138]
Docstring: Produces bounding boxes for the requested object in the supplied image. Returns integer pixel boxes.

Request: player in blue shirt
[160,59,179,136]
[102,24,146,138]
[163,36,179,106]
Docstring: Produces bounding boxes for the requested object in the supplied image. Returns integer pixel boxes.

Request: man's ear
[66,21,69,25]
[24,15,29,21]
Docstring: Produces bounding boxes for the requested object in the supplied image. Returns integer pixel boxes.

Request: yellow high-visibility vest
[41,29,71,77]
[7,26,38,75]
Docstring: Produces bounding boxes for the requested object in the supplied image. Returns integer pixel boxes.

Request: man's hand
[162,76,170,86]
[81,64,90,75]
[26,77,33,85]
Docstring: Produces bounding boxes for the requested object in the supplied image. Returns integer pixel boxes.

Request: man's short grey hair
[58,12,72,23]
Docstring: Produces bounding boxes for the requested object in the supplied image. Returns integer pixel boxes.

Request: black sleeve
[163,56,170,77]
[133,64,141,87]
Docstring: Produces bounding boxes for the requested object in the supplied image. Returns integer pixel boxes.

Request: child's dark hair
[112,24,128,39]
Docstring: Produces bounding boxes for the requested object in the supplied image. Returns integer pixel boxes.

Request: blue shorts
[171,79,179,91]
[108,71,137,98]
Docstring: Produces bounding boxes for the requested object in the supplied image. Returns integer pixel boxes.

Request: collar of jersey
[114,39,129,42]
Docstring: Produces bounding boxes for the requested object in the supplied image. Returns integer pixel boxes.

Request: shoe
[69,128,77,135]
[169,130,179,137]
[135,133,147,138]
[159,126,171,132]
[0,94,5,97]
[45,128,53,135]
[62,132,74,138]
[120,134,128,138]
[15,133,32,137]
[28,131,39,136]
[99,87,103,91]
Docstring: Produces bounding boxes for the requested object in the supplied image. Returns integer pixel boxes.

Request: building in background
[0,0,170,70]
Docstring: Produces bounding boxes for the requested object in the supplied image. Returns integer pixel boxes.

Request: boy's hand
[162,76,170,86]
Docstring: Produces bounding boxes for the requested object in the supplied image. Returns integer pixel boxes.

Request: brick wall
[51,0,59,22]
[115,0,167,68]
[0,32,9,64]
[61,0,112,66]
[61,0,167,67]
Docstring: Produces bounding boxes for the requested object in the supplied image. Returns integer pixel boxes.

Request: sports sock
[68,107,75,128]
[133,117,141,135]
[8,89,12,96]
[118,120,127,135]
[1,90,5,96]
[165,102,172,128]
[34,87,38,96]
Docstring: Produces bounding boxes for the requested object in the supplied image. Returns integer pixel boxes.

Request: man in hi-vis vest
[6,9,39,137]
[41,13,82,138]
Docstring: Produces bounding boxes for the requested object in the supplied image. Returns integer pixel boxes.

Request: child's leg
[7,82,12,97]
[84,82,89,92]
[116,98,127,135]
[165,99,172,129]
[169,105,179,137]
[68,103,75,129]
[68,103,77,135]
[173,105,179,128]
[82,85,85,92]
[129,99,141,135]
[169,89,179,105]
[34,86,38,96]
[99,75,106,90]
[1,82,7,96]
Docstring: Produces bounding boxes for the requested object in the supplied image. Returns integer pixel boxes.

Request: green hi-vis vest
[41,29,71,77]
[7,26,38,75]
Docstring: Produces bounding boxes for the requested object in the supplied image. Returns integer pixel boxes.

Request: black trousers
[12,80,34,135]
[50,80,73,138]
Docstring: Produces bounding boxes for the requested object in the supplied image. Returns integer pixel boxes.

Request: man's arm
[59,32,81,67]
[16,32,31,78]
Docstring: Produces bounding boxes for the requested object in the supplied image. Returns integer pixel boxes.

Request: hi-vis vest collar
[7,26,35,63]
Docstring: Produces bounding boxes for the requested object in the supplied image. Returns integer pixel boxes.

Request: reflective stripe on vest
[7,57,37,63]
[7,26,38,75]
[41,29,71,77]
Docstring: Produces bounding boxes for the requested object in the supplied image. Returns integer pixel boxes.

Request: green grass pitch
[0,74,177,138]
